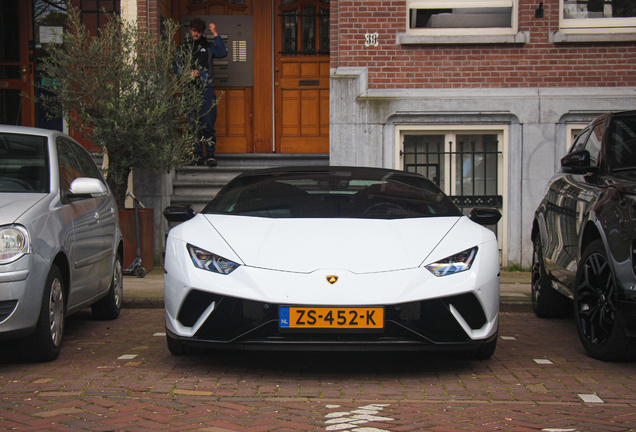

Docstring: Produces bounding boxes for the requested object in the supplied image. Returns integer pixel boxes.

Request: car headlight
[187,244,240,275]
[425,246,478,277]
[0,226,31,265]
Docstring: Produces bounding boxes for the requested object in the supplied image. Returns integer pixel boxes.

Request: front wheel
[532,235,570,318]
[473,331,498,359]
[574,239,636,361]
[20,265,65,362]
[166,334,206,355]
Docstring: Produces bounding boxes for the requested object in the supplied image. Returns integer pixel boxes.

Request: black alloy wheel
[574,239,636,360]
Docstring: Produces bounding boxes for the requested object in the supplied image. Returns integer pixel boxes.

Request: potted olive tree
[37,7,204,210]
[37,7,206,270]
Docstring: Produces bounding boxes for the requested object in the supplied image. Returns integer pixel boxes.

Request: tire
[473,331,498,360]
[20,265,65,362]
[166,334,205,355]
[92,254,123,320]
[532,235,570,318]
[574,239,636,361]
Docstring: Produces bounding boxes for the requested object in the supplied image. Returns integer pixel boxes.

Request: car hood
[0,193,47,225]
[204,215,463,273]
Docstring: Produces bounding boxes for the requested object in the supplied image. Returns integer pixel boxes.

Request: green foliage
[36,7,204,208]
[504,263,525,272]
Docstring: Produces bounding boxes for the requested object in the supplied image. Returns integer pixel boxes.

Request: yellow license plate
[279,307,384,329]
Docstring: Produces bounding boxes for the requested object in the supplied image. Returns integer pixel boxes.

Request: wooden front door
[274,0,329,154]
[0,0,33,126]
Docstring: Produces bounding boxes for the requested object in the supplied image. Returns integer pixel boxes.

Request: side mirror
[469,207,502,226]
[561,150,600,174]
[68,177,108,199]
[164,205,195,222]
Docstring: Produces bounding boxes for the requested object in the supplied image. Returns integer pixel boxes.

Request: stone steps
[170,153,329,212]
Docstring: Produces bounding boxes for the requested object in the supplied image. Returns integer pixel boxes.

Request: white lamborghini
[163,166,501,358]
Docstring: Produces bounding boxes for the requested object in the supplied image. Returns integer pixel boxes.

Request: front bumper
[0,254,48,341]
[166,290,498,351]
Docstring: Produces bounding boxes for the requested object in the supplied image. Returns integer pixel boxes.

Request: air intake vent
[0,300,18,323]
[178,290,223,327]
[444,293,487,330]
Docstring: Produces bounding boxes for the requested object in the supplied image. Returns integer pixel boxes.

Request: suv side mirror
[561,150,600,174]
[163,205,196,222]
[469,207,502,226]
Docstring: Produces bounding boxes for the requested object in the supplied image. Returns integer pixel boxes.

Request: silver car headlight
[0,225,31,265]
[425,246,478,277]
[187,243,240,275]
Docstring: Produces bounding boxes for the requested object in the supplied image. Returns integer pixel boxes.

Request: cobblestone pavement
[1,309,636,431]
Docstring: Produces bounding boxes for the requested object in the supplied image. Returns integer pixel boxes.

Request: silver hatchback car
[0,126,123,362]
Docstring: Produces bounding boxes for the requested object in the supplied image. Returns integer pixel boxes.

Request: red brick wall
[136,0,161,34]
[330,0,636,89]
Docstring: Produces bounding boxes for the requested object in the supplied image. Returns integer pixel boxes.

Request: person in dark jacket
[175,17,227,167]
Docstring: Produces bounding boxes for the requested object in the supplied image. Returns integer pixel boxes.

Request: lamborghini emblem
[326,275,339,285]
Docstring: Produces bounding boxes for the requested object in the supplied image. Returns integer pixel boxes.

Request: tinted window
[585,123,604,164]
[609,115,636,172]
[0,133,49,193]
[204,170,462,219]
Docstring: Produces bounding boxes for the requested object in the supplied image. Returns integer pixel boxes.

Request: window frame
[396,124,509,266]
[406,0,518,37]
[559,0,636,33]
[566,123,589,154]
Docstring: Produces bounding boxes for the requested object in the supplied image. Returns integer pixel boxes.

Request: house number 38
[365,33,379,47]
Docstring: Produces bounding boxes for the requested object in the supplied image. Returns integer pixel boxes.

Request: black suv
[532,110,636,361]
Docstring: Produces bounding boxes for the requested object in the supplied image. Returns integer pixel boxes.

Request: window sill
[397,31,529,45]
[550,30,636,43]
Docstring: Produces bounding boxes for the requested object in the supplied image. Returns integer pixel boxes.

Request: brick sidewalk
[1,309,635,431]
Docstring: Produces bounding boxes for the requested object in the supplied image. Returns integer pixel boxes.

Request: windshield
[0,133,49,193]
[203,169,462,219]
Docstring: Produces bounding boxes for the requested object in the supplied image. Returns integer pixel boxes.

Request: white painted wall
[330,67,636,267]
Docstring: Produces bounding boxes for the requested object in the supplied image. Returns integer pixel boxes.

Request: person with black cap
[175,17,227,167]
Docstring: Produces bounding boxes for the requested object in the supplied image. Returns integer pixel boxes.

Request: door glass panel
[282,11,298,55]
[402,131,502,238]
[0,89,22,126]
[403,135,446,187]
[319,8,329,54]
[0,66,20,80]
[34,0,69,131]
[456,134,499,197]
[302,6,316,54]
[280,0,330,56]
[0,0,20,63]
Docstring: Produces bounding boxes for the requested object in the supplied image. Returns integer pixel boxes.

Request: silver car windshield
[0,133,49,193]
[204,170,462,219]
